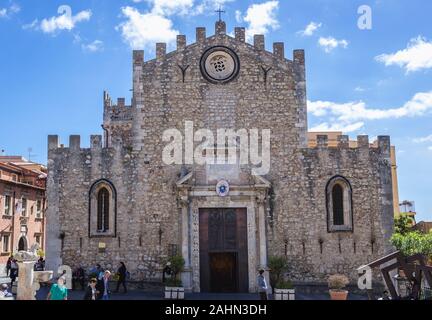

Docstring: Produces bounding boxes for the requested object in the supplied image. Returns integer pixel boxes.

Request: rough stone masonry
[46,20,394,293]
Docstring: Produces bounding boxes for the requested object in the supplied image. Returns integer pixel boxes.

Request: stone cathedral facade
[46,21,394,293]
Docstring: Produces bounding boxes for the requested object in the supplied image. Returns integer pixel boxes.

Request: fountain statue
[14,243,53,300]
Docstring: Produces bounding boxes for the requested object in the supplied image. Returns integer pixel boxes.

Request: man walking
[114,262,128,293]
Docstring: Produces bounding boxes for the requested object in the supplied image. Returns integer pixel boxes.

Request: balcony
[19,216,29,224]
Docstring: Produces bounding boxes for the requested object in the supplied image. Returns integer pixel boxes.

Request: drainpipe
[42,196,46,251]
[11,191,15,253]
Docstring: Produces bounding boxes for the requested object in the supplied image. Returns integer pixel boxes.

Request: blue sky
[0,0,431,221]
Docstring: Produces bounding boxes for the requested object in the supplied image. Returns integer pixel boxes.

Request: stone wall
[268,135,394,282]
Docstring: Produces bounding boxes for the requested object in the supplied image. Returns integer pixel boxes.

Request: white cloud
[235,10,242,23]
[0,3,20,18]
[194,0,234,16]
[308,91,432,133]
[413,134,432,143]
[82,40,104,53]
[27,6,92,34]
[355,86,366,92]
[243,0,279,41]
[117,0,237,50]
[318,36,348,53]
[309,122,365,133]
[117,6,179,49]
[297,22,322,37]
[376,36,432,73]
[22,19,38,30]
[309,91,432,121]
[145,0,194,16]
[428,146,432,151]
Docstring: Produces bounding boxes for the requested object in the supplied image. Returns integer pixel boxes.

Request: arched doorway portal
[18,236,27,251]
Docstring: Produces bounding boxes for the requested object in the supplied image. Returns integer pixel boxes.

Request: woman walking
[102,271,111,300]
[257,269,268,301]
[114,262,127,293]
[9,259,18,289]
[5,256,13,277]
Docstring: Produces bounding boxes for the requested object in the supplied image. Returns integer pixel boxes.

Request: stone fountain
[13,244,53,300]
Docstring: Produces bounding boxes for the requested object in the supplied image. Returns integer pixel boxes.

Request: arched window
[332,184,344,226]
[326,176,353,232]
[97,188,110,232]
[89,179,116,238]
[18,236,27,251]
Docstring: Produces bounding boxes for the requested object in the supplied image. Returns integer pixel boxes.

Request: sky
[0,0,431,221]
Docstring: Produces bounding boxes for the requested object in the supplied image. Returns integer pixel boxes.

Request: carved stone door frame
[176,172,271,293]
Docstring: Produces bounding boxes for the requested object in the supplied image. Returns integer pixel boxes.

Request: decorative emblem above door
[216,180,230,197]
[200,46,240,84]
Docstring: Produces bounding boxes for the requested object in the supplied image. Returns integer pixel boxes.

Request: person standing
[47,277,68,301]
[94,264,104,296]
[5,256,13,277]
[114,262,127,293]
[83,278,99,300]
[257,269,268,301]
[9,259,18,289]
[34,257,45,271]
[73,265,86,291]
[101,271,111,300]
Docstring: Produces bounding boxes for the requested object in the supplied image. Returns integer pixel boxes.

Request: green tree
[394,214,413,235]
[268,256,288,290]
[166,255,185,287]
[391,231,432,260]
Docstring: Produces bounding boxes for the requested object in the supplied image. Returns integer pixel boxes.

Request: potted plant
[274,280,295,301]
[164,255,185,300]
[268,256,295,300]
[328,274,350,300]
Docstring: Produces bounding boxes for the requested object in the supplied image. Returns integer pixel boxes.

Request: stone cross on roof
[215,6,225,21]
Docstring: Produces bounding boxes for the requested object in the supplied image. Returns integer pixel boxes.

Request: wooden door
[199,208,248,293]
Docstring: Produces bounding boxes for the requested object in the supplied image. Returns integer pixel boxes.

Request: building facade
[413,221,432,234]
[0,157,47,275]
[46,21,395,293]
[308,132,401,218]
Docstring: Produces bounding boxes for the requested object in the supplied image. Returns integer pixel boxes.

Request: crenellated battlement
[103,91,133,124]
[308,134,391,156]
[48,135,126,153]
[130,20,300,64]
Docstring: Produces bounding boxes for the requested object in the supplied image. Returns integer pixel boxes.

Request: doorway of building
[199,208,248,293]
[18,236,27,251]
[209,252,238,292]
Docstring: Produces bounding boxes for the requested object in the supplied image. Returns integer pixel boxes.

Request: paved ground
[2,276,368,300]
[34,287,367,300]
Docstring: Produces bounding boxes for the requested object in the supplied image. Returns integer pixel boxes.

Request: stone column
[257,195,268,268]
[246,203,257,293]
[46,136,63,273]
[180,200,190,267]
[256,194,270,293]
[16,261,36,300]
[179,195,192,291]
